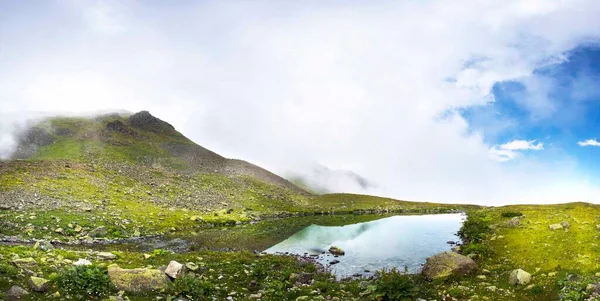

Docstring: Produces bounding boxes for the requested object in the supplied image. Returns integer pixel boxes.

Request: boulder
[33,240,54,252]
[185,262,199,271]
[28,277,50,292]
[11,258,38,269]
[507,217,521,227]
[97,252,117,260]
[74,259,92,266]
[6,285,29,300]
[509,269,532,285]
[549,224,563,230]
[164,260,184,279]
[421,251,477,280]
[289,272,313,284]
[89,226,107,237]
[329,246,345,256]
[108,266,169,293]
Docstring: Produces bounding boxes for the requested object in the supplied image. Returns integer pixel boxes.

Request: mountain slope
[0,111,467,241]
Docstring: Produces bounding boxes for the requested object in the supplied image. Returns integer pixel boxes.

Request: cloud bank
[578,139,600,147]
[2,0,600,204]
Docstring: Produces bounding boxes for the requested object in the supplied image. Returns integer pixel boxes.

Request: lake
[264,213,464,278]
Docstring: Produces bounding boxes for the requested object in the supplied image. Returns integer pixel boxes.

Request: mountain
[0,111,463,241]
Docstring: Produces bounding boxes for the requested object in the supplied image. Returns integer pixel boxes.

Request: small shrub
[458,211,491,243]
[373,268,419,301]
[461,242,492,257]
[55,265,113,298]
[501,211,523,218]
[170,275,216,300]
[557,275,592,301]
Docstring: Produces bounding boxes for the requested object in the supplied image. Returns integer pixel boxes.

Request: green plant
[55,265,114,298]
[170,275,216,300]
[557,275,591,301]
[501,211,523,218]
[372,268,419,301]
[461,242,492,257]
[458,211,491,243]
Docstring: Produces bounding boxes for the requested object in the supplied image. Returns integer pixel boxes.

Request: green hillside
[0,111,465,242]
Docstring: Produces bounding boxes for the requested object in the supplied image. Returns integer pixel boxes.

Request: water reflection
[265,214,464,278]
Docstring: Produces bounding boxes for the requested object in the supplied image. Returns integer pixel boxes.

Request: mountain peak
[128,110,175,133]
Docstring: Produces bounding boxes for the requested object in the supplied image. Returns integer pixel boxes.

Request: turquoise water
[264,214,464,278]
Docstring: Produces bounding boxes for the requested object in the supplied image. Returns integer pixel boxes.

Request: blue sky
[462,46,600,177]
[2,1,600,204]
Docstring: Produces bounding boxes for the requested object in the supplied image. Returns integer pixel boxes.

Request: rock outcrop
[508,269,531,285]
[422,251,477,280]
[108,266,169,293]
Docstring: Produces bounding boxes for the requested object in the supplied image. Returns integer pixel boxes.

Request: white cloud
[501,140,544,151]
[489,139,544,162]
[1,0,600,204]
[578,139,600,147]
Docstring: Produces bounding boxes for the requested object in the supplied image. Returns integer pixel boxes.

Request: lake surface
[264,214,464,278]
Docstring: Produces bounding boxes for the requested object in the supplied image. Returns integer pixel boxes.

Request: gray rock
[185,262,199,271]
[509,269,532,285]
[561,221,571,229]
[289,272,313,284]
[549,224,563,230]
[422,251,477,280]
[74,259,92,266]
[28,277,50,292]
[507,217,521,227]
[6,285,29,300]
[329,246,345,256]
[108,266,169,293]
[89,226,107,237]
[12,258,38,269]
[97,252,117,260]
[164,260,184,279]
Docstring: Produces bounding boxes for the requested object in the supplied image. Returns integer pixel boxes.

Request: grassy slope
[424,203,600,301]
[0,114,468,242]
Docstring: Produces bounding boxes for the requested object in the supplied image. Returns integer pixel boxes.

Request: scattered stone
[329,246,345,256]
[108,266,169,293]
[549,224,563,230]
[507,217,521,227]
[185,262,199,271]
[12,258,38,269]
[289,273,313,284]
[28,277,50,292]
[74,225,83,233]
[54,228,64,234]
[6,285,29,300]
[74,259,92,266]
[561,221,571,229]
[509,269,532,285]
[165,261,184,279]
[446,240,457,244]
[97,252,117,260]
[486,286,497,292]
[422,251,477,280]
[477,275,487,280]
[89,226,108,237]
[143,253,152,259]
[33,240,54,252]
[330,260,340,265]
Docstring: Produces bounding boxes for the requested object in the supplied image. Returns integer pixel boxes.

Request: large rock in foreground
[422,251,477,280]
[508,269,532,285]
[108,266,169,293]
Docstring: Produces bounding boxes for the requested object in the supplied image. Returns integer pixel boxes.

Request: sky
[1,0,600,205]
